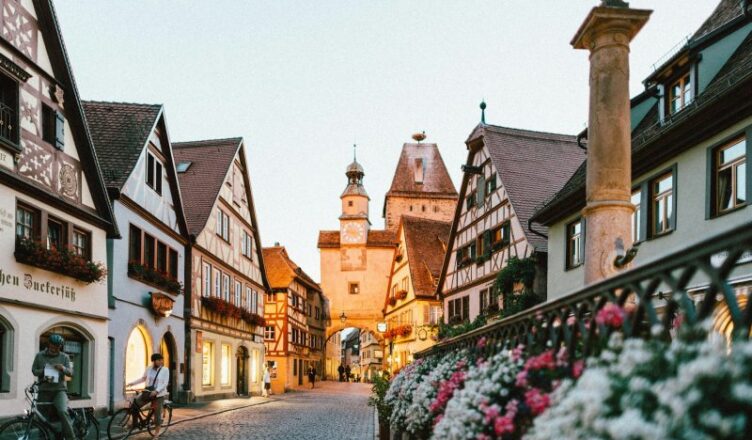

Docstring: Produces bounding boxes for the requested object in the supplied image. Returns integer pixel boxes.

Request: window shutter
[462,296,470,320]
[503,222,511,245]
[54,111,64,150]
[423,305,429,324]
[483,230,492,257]
[580,218,587,263]
[477,175,486,207]
[670,167,678,231]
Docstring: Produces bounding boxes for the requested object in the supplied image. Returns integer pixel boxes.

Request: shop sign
[196,331,202,353]
[0,266,77,302]
[150,292,175,317]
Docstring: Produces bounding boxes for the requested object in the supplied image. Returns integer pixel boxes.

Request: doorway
[160,333,177,398]
[236,346,248,396]
[297,359,303,386]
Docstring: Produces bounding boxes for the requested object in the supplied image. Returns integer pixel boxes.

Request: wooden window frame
[72,227,91,259]
[668,72,693,115]
[145,152,163,195]
[234,280,241,305]
[650,171,675,237]
[0,71,20,150]
[348,282,360,295]
[631,189,643,244]
[241,230,253,260]
[222,274,230,302]
[202,262,211,297]
[711,135,747,216]
[15,203,39,241]
[216,209,230,242]
[565,218,584,270]
[264,326,275,341]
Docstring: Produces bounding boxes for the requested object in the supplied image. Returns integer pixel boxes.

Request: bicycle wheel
[82,413,100,440]
[107,408,134,440]
[0,418,50,440]
[146,404,172,436]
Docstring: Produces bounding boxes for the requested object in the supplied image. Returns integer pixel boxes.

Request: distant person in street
[262,366,271,397]
[127,353,169,439]
[307,366,316,389]
[345,365,351,382]
[32,334,75,440]
[337,364,345,382]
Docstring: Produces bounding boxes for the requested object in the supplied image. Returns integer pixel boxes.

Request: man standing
[344,365,351,383]
[32,334,75,440]
[337,364,345,382]
[127,353,169,439]
[307,365,316,389]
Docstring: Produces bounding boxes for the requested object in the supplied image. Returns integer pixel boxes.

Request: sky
[54,1,719,281]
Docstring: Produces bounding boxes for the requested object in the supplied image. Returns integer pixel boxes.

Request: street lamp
[339,311,347,324]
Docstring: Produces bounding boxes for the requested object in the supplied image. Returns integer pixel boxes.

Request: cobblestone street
[133,382,374,440]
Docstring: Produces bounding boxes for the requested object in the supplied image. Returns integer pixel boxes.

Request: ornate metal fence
[417,220,752,360]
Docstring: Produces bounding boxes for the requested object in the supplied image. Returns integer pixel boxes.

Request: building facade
[0,0,118,417]
[84,101,189,410]
[325,330,342,380]
[437,124,583,324]
[262,245,326,393]
[174,138,269,401]
[383,216,448,373]
[532,0,752,337]
[358,330,382,382]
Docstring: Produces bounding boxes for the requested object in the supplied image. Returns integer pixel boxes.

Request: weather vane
[480,100,487,124]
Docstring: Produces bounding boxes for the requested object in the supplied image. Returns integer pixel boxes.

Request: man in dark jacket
[337,364,345,382]
[32,334,75,440]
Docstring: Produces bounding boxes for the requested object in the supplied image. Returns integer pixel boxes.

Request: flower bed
[201,296,265,327]
[128,261,182,294]
[14,237,106,284]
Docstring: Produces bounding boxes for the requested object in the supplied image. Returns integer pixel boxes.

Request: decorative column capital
[571,6,652,52]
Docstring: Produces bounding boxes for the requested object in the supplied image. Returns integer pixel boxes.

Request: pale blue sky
[55,1,718,280]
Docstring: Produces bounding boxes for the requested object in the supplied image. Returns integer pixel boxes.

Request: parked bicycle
[107,389,172,440]
[0,382,99,440]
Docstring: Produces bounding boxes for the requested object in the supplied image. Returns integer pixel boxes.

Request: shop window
[220,344,231,386]
[251,350,259,383]
[124,327,149,391]
[712,136,747,215]
[202,342,214,386]
[566,219,584,269]
[40,326,89,399]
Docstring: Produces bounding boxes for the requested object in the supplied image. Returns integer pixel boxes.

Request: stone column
[571,3,651,285]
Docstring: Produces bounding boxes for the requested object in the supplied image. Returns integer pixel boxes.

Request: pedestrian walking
[337,364,345,382]
[262,366,271,397]
[344,365,351,382]
[307,365,316,389]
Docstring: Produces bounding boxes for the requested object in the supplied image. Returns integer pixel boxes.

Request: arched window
[125,327,150,388]
[0,315,12,393]
[39,326,89,398]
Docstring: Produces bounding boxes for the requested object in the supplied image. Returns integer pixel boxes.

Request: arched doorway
[160,332,177,398]
[236,346,249,396]
[124,326,151,394]
[40,326,90,399]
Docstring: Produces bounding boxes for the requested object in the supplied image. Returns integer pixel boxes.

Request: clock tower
[339,158,370,245]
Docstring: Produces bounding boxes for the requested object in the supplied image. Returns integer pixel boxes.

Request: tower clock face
[342,222,366,243]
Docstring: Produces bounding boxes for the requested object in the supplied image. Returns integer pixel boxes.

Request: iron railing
[417,220,752,360]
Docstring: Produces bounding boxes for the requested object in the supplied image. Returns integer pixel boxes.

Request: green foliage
[439,314,487,340]
[368,372,393,422]
[494,256,537,295]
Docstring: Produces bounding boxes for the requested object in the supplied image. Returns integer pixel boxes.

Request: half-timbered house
[383,216,449,372]
[0,0,117,417]
[174,137,269,401]
[437,124,583,324]
[83,101,189,410]
[262,245,326,393]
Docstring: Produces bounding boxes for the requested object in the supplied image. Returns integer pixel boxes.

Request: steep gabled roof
[173,138,241,236]
[693,0,744,40]
[262,246,321,291]
[385,143,458,198]
[402,216,451,299]
[82,101,162,190]
[473,124,584,250]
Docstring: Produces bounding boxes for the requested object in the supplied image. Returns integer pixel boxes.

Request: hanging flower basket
[14,237,106,284]
[395,290,408,300]
[128,261,182,295]
[388,297,397,306]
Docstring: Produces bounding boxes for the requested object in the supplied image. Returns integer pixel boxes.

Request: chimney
[571,1,651,285]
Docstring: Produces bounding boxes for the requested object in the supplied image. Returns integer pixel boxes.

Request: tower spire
[353,143,357,162]
[480,100,487,124]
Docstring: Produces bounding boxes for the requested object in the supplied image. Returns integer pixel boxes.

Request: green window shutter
[470,243,477,260]
[483,230,492,257]
[503,222,511,245]
[477,175,486,207]
[670,165,678,231]
[54,111,65,150]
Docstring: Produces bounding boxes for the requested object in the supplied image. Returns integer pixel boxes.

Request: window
[315,306,320,320]
[714,137,746,215]
[203,263,211,297]
[264,326,275,340]
[222,274,230,301]
[349,282,360,295]
[631,190,642,243]
[15,205,36,240]
[480,288,489,313]
[145,153,163,195]
[651,172,674,236]
[220,344,231,385]
[42,104,56,145]
[429,305,442,325]
[40,327,88,398]
[455,244,476,268]
[485,174,497,195]
[566,219,584,269]
[401,277,408,292]
[465,194,475,210]
[202,342,214,386]
[176,161,192,173]
[128,225,141,263]
[169,248,178,279]
[668,72,692,115]
[156,242,167,273]
[292,328,300,344]
[476,230,491,261]
[476,174,486,208]
[292,294,300,309]
[491,222,510,249]
[143,234,155,268]
[448,296,470,323]
[72,228,89,258]
[125,327,149,390]
[241,230,253,259]
[46,217,65,251]
[213,269,221,297]
[216,210,230,241]
[267,292,274,303]
[0,72,19,146]
[250,288,258,313]
[234,281,241,305]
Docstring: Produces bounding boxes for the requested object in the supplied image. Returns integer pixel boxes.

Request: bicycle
[0,382,99,440]
[107,389,172,440]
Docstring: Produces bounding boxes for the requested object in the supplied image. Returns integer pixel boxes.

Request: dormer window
[176,161,192,173]
[668,72,692,115]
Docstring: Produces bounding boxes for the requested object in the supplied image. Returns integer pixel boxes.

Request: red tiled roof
[402,216,451,299]
[262,246,320,290]
[386,143,457,198]
[317,229,398,248]
[473,125,584,251]
[173,138,241,236]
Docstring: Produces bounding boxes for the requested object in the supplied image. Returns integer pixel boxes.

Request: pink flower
[524,350,556,371]
[483,405,500,424]
[572,360,585,379]
[511,345,525,361]
[524,388,551,416]
[515,370,528,387]
[476,434,492,440]
[505,399,519,417]
[566,315,576,326]
[476,336,487,350]
[596,303,625,329]
[494,415,515,436]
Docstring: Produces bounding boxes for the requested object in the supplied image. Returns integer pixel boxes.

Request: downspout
[181,236,195,401]
[527,217,548,240]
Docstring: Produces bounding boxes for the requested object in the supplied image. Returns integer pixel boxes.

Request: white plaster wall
[121,146,180,234]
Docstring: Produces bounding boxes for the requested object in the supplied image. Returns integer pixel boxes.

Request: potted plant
[14,237,106,284]
[395,290,408,300]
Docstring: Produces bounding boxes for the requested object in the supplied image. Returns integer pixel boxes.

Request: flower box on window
[201,296,265,327]
[395,289,408,300]
[128,261,182,295]
[388,297,397,306]
[14,237,105,284]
